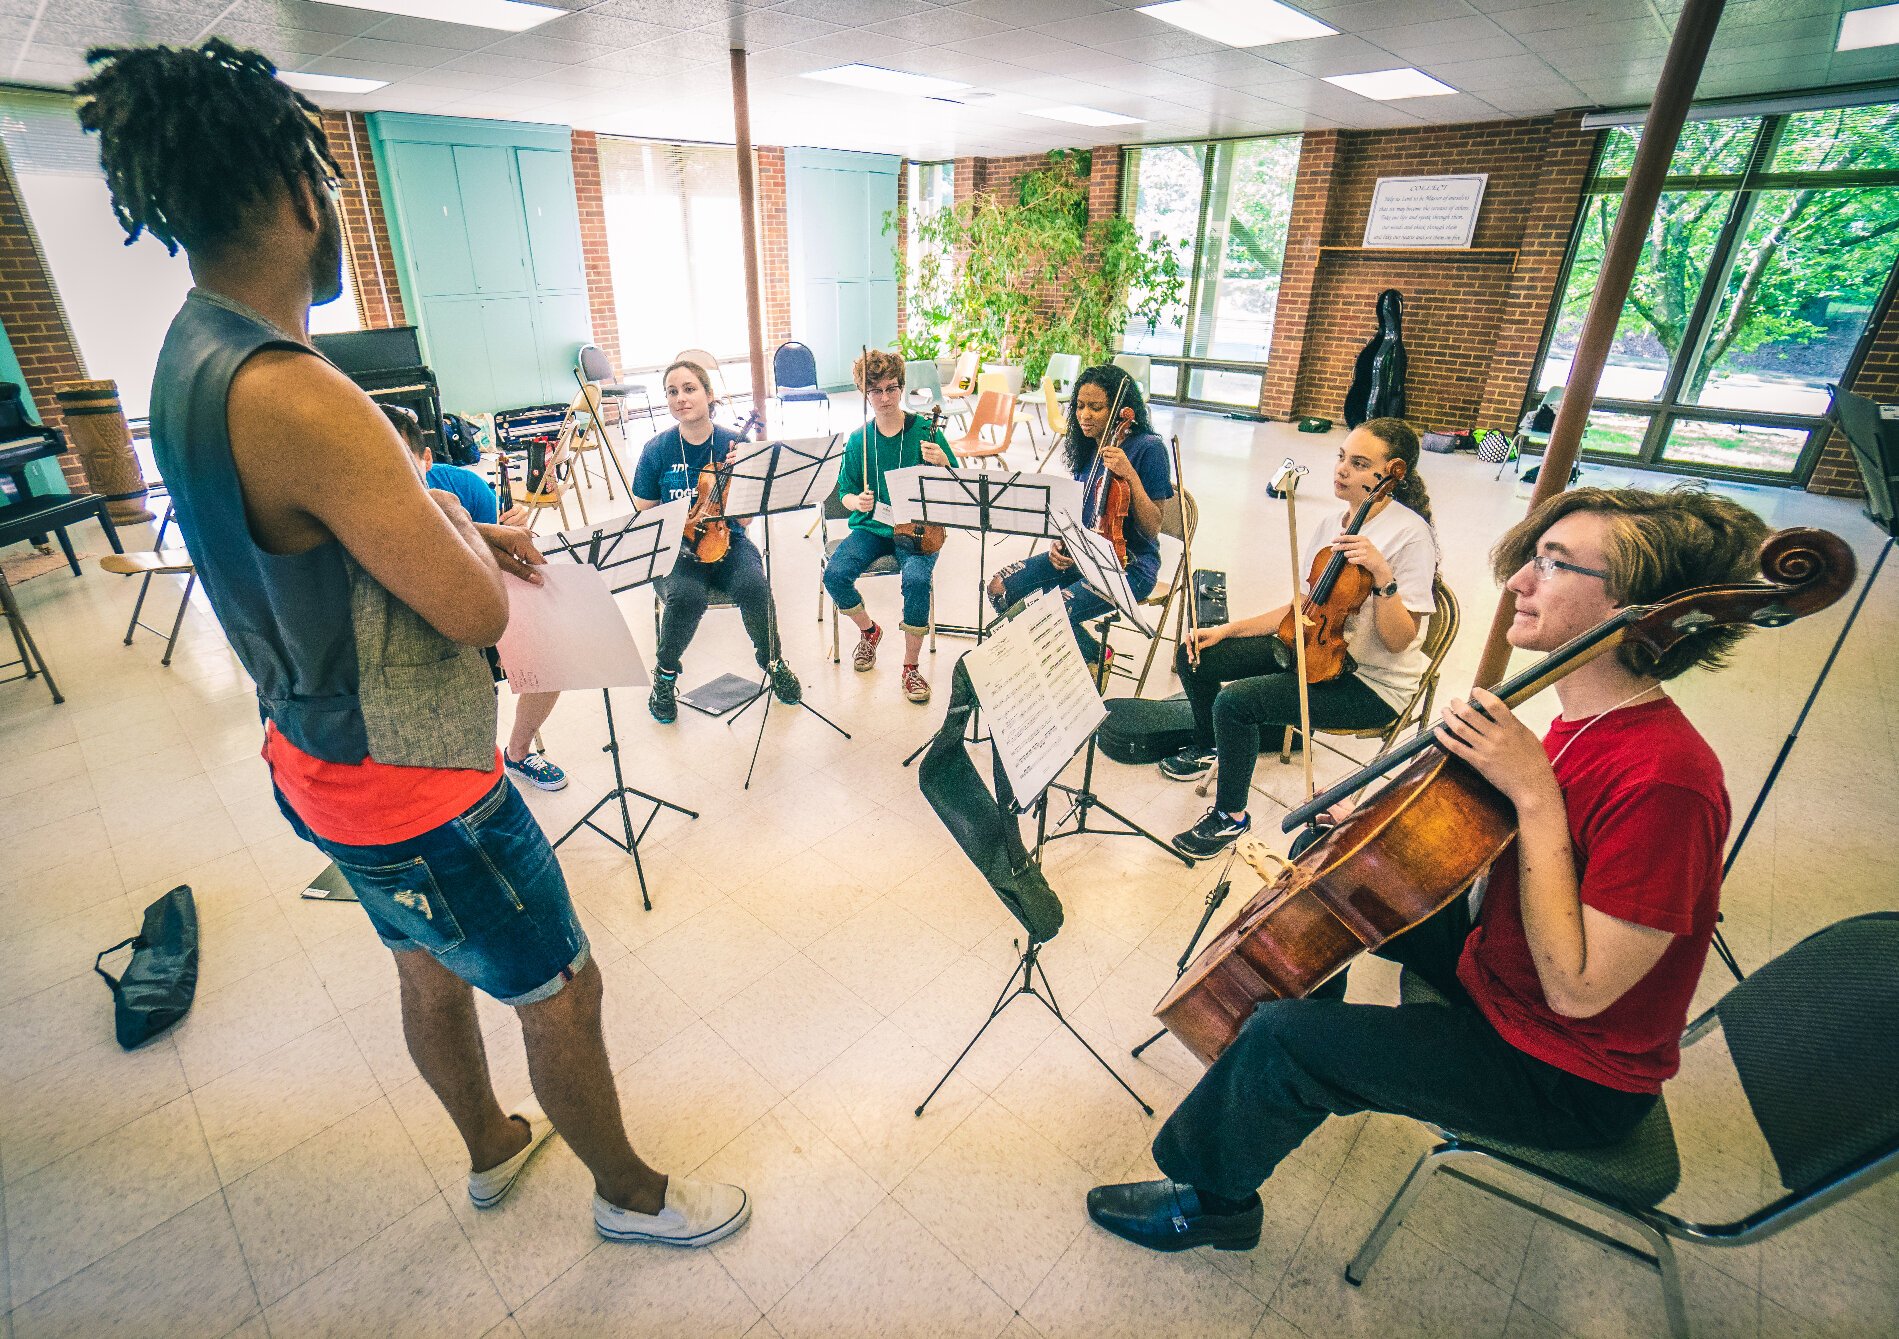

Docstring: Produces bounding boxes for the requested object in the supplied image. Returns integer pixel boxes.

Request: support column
[730,46,769,434]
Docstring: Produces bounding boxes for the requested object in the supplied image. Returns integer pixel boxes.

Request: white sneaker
[594,1176,751,1247]
[467,1101,555,1209]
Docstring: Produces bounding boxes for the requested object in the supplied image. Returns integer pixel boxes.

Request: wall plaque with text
[1362,174,1488,248]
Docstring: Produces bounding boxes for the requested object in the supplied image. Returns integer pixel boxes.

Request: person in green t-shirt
[826,348,957,703]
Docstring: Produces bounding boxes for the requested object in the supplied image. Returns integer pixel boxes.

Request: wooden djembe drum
[54,379,154,526]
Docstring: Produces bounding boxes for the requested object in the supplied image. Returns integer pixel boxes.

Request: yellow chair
[1035,379,1068,469]
[1107,490,1197,696]
[514,427,583,535]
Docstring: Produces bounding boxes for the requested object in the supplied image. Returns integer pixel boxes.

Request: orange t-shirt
[263,721,500,846]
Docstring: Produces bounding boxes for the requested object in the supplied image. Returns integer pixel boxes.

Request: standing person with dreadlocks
[77,41,748,1247]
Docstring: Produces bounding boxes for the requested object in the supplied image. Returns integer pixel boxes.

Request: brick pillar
[756,145,791,349]
[1811,271,1899,497]
[1477,113,1597,430]
[322,111,405,329]
[1260,130,1338,421]
[569,129,620,372]
[0,141,88,487]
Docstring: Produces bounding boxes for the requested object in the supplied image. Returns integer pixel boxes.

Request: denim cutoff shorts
[277,778,590,1005]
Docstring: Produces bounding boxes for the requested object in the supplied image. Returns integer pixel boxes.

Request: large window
[0,89,361,422]
[597,137,746,374]
[903,159,953,347]
[1535,103,1899,482]
[1121,136,1300,410]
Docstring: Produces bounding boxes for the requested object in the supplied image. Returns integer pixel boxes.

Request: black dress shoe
[1086,1178,1262,1253]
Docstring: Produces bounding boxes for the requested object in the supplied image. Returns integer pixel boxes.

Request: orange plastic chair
[949,391,1019,467]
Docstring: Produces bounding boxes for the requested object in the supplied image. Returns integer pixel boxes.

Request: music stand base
[914,939,1151,1118]
[728,671,850,790]
[553,687,700,911]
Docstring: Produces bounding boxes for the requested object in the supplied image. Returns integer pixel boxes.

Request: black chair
[772,341,831,432]
[576,344,655,437]
[1348,913,1899,1339]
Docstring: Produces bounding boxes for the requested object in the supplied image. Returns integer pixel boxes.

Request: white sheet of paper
[885,466,1083,538]
[550,496,688,590]
[961,590,1106,801]
[1052,509,1154,635]
[719,436,845,518]
[494,564,648,694]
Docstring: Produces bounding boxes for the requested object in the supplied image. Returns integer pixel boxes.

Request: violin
[1276,472,1399,684]
[683,458,731,564]
[1155,527,1855,1066]
[894,406,948,556]
[1093,405,1137,565]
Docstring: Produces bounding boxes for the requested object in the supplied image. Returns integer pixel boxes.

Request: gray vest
[150,290,495,770]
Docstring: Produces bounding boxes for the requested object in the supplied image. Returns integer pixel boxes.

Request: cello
[1155,527,1855,1066]
[1276,471,1399,684]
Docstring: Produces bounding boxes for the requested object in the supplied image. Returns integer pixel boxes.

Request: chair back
[905,359,946,413]
[975,370,1011,398]
[949,349,979,396]
[1715,912,1899,1196]
[1044,353,1082,396]
[1042,379,1067,438]
[674,348,727,402]
[773,341,820,393]
[957,391,1018,457]
[578,343,614,383]
[985,364,1025,395]
[1160,488,1196,546]
[1111,353,1153,396]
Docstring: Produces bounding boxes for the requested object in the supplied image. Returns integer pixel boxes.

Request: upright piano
[312,326,443,452]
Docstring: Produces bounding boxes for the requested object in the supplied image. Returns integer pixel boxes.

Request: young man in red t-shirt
[1088,487,1769,1253]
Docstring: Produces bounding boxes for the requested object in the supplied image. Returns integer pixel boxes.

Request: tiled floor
[2,407,1894,1338]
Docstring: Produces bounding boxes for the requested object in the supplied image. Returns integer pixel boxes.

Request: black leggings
[1175,635,1393,813]
[655,532,776,675]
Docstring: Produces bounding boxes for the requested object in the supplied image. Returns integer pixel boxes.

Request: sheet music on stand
[718,435,846,518]
[961,590,1107,802]
[887,466,1083,540]
[495,566,648,693]
[545,496,688,592]
[1050,509,1154,637]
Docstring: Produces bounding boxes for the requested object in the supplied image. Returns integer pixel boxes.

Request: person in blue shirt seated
[383,405,567,792]
[631,359,800,724]
[986,363,1175,673]
[829,347,957,705]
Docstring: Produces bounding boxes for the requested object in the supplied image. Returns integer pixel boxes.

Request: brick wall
[1808,281,1899,497]
[0,142,88,486]
[1279,112,1596,432]
[322,111,405,330]
[756,145,791,350]
[569,129,619,372]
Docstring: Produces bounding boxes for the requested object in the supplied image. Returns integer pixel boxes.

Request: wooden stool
[99,549,196,665]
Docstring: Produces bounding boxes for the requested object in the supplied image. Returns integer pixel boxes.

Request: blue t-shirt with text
[633,425,748,536]
[1076,430,1173,569]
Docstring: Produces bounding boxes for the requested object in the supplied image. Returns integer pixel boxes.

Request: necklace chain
[1550,683,1664,770]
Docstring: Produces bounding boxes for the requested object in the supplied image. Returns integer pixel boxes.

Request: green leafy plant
[887,150,1184,383]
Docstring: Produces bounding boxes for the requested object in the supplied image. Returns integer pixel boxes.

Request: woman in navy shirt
[632,359,800,723]
[988,363,1174,668]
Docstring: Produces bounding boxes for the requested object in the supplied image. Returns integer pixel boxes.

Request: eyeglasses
[865,383,904,397]
[1527,554,1610,582]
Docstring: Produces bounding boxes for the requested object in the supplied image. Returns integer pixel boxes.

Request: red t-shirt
[1457,697,1728,1093]
[264,721,500,847]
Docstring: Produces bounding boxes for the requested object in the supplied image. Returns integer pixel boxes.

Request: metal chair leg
[1638,1220,1692,1339]
[1346,1145,1452,1285]
[124,572,154,646]
[160,573,195,667]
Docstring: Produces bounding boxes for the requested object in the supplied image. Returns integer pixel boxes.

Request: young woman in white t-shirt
[1167,418,1439,861]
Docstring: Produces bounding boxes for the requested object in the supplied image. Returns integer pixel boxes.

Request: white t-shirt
[1298,499,1438,710]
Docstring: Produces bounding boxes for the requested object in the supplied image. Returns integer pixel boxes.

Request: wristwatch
[1374,578,1399,599]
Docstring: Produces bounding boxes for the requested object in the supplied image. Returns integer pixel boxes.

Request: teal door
[388,143,476,299]
[454,146,531,295]
[517,149,584,292]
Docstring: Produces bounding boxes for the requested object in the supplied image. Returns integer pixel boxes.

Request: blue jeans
[990,550,1158,661]
[276,778,590,1005]
[823,526,938,633]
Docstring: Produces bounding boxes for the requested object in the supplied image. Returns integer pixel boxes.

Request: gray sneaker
[765,658,802,706]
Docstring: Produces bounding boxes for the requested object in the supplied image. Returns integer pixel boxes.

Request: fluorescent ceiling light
[317,0,563,33]
[1324,68,1458,100]
[1024,104,1144,127]
[803,64,970,98]
[280,71,390,94]
[1138,0,1336,48]
[1838,2,1899,51]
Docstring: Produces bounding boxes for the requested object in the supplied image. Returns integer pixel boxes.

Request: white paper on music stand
[719,436,844,518]
[884,464,955,527]
[550,495,687,589]
[494,563,649,694]
[961,589,1106,801]
[885,466,1083,538]
[1052,508,1154,636]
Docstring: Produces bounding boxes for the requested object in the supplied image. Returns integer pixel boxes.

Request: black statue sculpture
[1344,288,1407,428]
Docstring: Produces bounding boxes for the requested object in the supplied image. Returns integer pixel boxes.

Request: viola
[1275,472,1399,684]
[894,406,948,556]
[1093,406,1137,565]
[683,458,731,564]
[1156,526,1855,1066]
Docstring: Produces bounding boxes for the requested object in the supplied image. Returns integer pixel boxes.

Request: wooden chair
[99,549,196,666]
[514,429,582,535]
[559,384,629,504]
[1278,574,1460,762]
[1106,489,1198,696]
[948,391,1018,467]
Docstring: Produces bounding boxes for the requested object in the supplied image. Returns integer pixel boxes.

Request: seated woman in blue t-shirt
[631,359,800,724]
[987,363,1175,670]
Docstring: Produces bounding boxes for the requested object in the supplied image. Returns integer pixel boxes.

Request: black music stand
[544,507,699,911]
[898,468,1086,767]
[1713,385,1898,976]
[1032,513,1189,865]
[712,436,852,789]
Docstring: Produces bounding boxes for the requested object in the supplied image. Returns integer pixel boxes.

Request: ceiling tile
[949,0,1120,23]
[1094,30,1228,62]
[1313,0,1482,28]
[197,20,352,63]
[218,1,391,39]
[338,15,503,51]
[775,0,936,24]
[1030,7,1171,45]
[719,10,845,48]
[323,37,462,70]
[865,10,1013,44]
[1263,33,1412,77]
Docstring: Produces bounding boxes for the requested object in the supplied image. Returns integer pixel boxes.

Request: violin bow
[1278,459,1316,805]
[1169,434,1197,667]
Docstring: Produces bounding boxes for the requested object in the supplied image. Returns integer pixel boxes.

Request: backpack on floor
[1099,694,1197,765]
[438,412,481,467]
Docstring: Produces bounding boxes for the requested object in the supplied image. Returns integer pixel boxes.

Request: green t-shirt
[839,412,957,536]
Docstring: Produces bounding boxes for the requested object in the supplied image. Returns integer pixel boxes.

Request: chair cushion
[781,388,830,402]
[823,537,901,576]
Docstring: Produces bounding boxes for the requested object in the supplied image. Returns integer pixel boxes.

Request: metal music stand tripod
[543,509,698,911]
[718,436,852,788]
